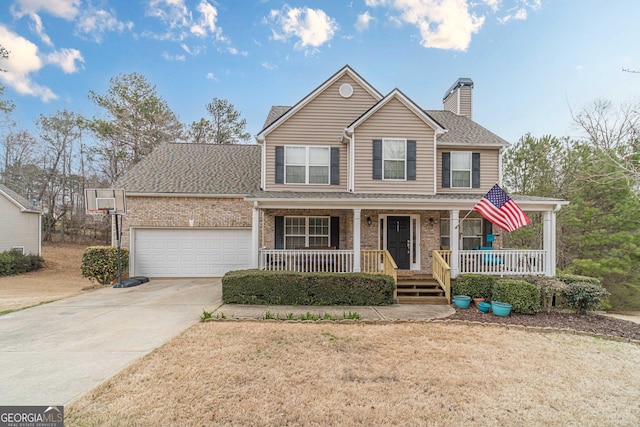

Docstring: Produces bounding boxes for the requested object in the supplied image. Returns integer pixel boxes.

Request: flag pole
[454,209,474,229]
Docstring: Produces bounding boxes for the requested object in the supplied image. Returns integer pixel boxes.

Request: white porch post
[450,210,460,278]
[542,210,556,276]
[251,202,260,269]
[353,208,361,272]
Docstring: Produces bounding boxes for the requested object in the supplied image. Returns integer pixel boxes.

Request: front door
[386,216,411,270]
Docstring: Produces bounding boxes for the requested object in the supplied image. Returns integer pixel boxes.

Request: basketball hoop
[87,208,112,216]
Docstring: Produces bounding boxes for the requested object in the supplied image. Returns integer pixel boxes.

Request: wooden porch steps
[396,273,448,305]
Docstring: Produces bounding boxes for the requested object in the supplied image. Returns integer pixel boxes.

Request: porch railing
[259,249,354,273]
[432,250,451,302]
[459,249,546,276]
[361,250,398,282]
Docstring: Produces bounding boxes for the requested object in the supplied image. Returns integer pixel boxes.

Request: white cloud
[262,62,277,70]
[146,0,190,30]
[46,47,84,73]
[355,12,373,32]
[190,0,223,40]
[226,47,248,56]
[367,0,484,51]
[27,13,53,46]
[267,6,338,49]
[146,0,228,43]
[483,0,501,12]
[12,0,81,20]
[498,7,527,24]
[161,51,186,61]
[0,25,57,101]
[206,72,218,81]
[75,7,134,43]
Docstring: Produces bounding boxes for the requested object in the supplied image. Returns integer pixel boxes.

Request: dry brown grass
[0,243,94,312]
[67,322,640,427]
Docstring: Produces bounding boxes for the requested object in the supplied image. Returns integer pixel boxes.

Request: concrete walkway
[0,278,454,407]
[0,278,220,406]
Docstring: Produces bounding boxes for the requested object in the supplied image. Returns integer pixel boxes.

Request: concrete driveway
[0,278,221,406]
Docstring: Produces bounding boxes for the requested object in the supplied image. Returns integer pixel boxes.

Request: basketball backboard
[85,188,126,215]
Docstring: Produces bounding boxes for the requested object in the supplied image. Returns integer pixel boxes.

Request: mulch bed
[449,307,640,341]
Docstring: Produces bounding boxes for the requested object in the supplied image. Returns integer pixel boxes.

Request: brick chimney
[443,78,474,119]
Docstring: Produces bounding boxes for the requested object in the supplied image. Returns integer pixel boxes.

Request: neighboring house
[0,183,42,256]
[116,65,567,302]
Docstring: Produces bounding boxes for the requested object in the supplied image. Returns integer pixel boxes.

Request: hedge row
[0,251,44,276]
[453,273,608,314]
[222,270,395,306]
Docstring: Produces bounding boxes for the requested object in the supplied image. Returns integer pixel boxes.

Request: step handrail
[432,250,451,303]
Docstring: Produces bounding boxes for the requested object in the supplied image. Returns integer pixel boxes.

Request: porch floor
[396,272,448,305]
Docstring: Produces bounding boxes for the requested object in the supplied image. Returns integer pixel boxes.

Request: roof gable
[0,184,40,213]
[257,65,383,140]
[346,89,446,134]
[427,110,509,147]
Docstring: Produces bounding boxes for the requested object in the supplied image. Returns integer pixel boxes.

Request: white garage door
[133,228,252,277]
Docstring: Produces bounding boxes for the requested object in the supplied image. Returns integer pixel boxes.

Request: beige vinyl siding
[264,74,378,192]
[443,93,458,115]
[459,86,472,119]
[353,98,435,194]
[436,147,499,193]
[0,196,40,255]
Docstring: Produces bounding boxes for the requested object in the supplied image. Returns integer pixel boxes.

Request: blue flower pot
[477,301,491,313]
[491,301,512,316]
[453,295,471,309]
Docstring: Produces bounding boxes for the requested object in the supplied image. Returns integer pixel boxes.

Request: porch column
[251,202,260,269]
[542,210,556,276]
[353,208,361,272]
[450,210,460,278]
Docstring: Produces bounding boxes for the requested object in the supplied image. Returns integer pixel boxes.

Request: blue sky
[0,0,639,143]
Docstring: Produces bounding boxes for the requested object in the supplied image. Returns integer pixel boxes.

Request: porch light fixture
[429,217,435,227]
[367,217,372,226]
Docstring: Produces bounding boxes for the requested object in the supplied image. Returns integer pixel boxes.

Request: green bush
[565,282,610,314]
[453,274,495,299]
[222,270,395,306]
[557,273,601,286]
[492,279,541,314]
[81,246,129,286]
[529,277,570,312]
[0,251,44,276]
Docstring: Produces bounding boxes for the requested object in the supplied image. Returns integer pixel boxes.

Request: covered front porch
[247,192,566,303]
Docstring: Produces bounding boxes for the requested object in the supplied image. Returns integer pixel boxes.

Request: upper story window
[383,139,406,180]
[451,152,472,188]
[285,146,330,185]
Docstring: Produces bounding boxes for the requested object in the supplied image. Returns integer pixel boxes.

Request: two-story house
[116,65,567,302]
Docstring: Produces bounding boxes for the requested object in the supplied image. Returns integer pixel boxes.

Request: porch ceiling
[246,191,568,211]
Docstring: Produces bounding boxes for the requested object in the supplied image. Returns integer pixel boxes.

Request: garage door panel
[134,228,252,277]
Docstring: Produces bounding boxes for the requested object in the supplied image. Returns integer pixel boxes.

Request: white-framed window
[285,216,330,249]
[285,146,330,185]
[451,152,472,188]
[440,218,482,250]
[383,138,406,180]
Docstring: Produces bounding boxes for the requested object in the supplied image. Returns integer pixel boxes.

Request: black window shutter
[330,217,340,249]
[442,152,451,188]
[472,152,480,188]
[483,218,493,248]
[330,147,340,185]
[275,146,284,184]
[275,216,284,249]
[407,140,416,180]
[372,139,382,180]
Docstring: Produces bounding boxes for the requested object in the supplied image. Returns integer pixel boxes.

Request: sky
[0,0,639,144]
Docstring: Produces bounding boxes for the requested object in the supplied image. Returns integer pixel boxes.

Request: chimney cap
[443,78,474,102]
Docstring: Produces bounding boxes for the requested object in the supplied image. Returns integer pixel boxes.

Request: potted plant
[452,274,494,304]
[491,301,512,316]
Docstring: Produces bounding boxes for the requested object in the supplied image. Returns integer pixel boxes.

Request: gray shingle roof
[116,143,261,195]
[262,106,509,146]
[426,110,509,146]
[0,183,40,212]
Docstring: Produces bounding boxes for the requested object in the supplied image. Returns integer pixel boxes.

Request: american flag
[474,184,530,232]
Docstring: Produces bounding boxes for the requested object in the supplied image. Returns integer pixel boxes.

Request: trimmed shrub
[222,270,395,306]
[452,274,494,299]
[557,273,601,286]
[565,282,610,314]
[492,279,541,314]
[81,246,129,286]
[530,277,570,312]
[0,251,44,276]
